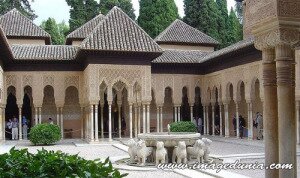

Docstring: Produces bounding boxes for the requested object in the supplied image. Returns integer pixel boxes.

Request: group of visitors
[6,116,28,140]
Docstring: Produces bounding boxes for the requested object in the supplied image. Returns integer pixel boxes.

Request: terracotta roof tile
[155,19,219,46]
[66,14,105,41]
[11,45,78,60]
[0,9,50,39]
[81,7,162,53]
[152,50,209,63]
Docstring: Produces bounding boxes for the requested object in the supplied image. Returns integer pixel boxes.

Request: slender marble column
[262,48,278,178]
[297,101,300,144]
[108,104,112,141]
[247,102,253,140]
[212,105,215,135]
[235,102,239,138]
[100,105,104,139]
[190,106,193,122]
[178,106,181,122]
[142,105,146,134]
[1,108,4,140]
[60,107,64,139]
[81,107,84,139]
[174,107,178,122]
[118,104,122,138]
[0,108,3,140]
[129,104,133,138]
[156,107,160,132]
[134,106,138,137]
[38,107,42,124]
[203,106,207,134]
[90,105,94,142]
[56,107,60,126]
[276,44,296,178]
[138,105,141,134]
[147,105,150,133]
[18,106,22,140]
[95,105,99,142]
[224,103,229,137]
[219,104,223,136]
[160,107,163,132]
[35,107,38,125]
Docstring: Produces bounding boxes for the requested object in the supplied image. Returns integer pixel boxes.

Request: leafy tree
[66,0,100,32]
[227,7,242,45]
[138,0,179,38]
[99,0,135,20]
[41,18,69,45]
[216,0,229,48]
[235,0,243,23]
[0,0,37,20]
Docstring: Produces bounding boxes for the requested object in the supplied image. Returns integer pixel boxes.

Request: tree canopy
[138,0,179,38]
[99,0,135,19]
[41,18,69,45]
[66,0,100,32]
[0,0,37,20]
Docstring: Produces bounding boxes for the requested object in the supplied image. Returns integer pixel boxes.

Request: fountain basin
[138,132,201,147]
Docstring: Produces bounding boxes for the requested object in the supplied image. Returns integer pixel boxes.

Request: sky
[31,0,236,25]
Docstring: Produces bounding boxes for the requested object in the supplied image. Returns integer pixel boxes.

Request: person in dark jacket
[239,115,245,139]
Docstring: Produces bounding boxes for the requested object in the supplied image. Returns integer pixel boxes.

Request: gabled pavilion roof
[81,7,162,53]
[0,9,51,44]
[66,14,105,44]
[152,50,209,63]
[155,19,219,46]
[11,45,78,60]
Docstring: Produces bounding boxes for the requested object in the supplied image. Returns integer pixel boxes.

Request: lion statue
[155,141,168,166]
[202,138,212,162]
[172,141,187,164]
[136,140,153,166]
[127,139,138,163]
[187,139,205,163]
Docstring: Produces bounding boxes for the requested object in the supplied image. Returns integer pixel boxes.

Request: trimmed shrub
[29,124,61,145]
[170,121,197,132]
[0,147,127,178]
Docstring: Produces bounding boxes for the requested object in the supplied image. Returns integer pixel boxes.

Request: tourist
[192,117,197,126]
[121,118,126,136]
[22,116,28,140]
[48,118,54,124]
[256,112,263,140]
[215,115,220,135]
[6,119,12,140]
[232,115,237,134]
[239,115,245,139]
[11,116,18,140]
[197,117,203,134]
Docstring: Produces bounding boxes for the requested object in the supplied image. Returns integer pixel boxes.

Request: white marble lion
[136,140,153,166]
[187,139,205,163]
[127,139,138,163]
[202,138,212,162]
[172,141,187,164]
[155,141,168,166]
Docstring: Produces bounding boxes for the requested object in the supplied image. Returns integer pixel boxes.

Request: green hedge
[0,147,127,178]
[170,121,197,132]
[29,124,61,145]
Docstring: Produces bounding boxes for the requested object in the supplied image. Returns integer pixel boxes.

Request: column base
[248,137,253,140]
[225,135,230,138]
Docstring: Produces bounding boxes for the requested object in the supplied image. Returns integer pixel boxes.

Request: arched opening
[42,85,56,124]
[150,89,157,132]
[252,79,263,139]
[238,81,247,138]
[227,83,236,136]
[5,86,18,139]
[22,86,33,138]
[213,87,221,135]
[163,87,173,125]
[194,86,203,134]
[63,86,81,138]
[181,87,190,121]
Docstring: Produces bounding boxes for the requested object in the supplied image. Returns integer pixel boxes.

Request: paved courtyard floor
[0,136,299,178]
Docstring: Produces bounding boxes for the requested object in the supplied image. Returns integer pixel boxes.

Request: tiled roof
[199,38,254,63]
[152,50,209,63]
[155,19,219,46]
[0,9,51,40]
[11,45,78,60]
[81,6,162,53]
[66,14,105,43]
[0,26,13,60]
